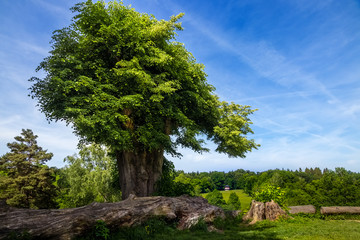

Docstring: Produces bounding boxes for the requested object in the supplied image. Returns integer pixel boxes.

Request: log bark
[288,205,316,214]
[243,200,287,224]
[0,195,224,240]
[320,206,360,215]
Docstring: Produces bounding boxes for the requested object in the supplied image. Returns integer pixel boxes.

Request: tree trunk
[320,206,360,214]
[243,200,287,224]
[117,149,164,200]
[288,205,316,214]
[0,196,225,240]
[265,200,287,221]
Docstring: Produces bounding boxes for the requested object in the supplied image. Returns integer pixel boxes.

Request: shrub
[227,192,241,210]
[154,158,194,197]
[253,185,286,207]
[205,189,226,207]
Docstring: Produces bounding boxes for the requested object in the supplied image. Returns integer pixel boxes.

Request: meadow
[201,189,252,210]
[91,214,360,240]
[80,190,360,240]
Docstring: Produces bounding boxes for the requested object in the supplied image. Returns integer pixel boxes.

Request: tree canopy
[29,0,258,156]
[29,0,259,198]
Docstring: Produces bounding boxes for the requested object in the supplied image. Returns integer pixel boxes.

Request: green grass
[95,215,360,240]
[121,219,360,240]
[201,189,252,210]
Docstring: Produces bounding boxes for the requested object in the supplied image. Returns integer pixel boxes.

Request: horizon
[1,0,360,173]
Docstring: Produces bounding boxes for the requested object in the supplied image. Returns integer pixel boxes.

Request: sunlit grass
[107,216,360,240]
[201,189,252,210]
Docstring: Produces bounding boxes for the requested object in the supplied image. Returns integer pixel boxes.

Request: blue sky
[1,0,360,172]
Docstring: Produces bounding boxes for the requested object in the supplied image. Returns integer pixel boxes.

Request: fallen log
[288,205,316,214]
[242,200,287,224]
[0,195,225,240]
[320,206,360,215]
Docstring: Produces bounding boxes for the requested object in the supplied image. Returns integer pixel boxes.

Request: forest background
[1,129,359,210]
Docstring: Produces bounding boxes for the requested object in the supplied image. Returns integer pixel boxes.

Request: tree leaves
[29,0,258,158]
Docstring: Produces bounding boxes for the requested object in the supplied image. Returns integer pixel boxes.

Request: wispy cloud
[30,0,70,17]
[184,18,338,104]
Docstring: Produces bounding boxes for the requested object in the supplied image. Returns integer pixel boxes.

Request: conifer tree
[0,129,57,209]
[227,192,241,210]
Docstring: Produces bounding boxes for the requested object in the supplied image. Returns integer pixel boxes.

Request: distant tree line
[175,167,360,207]
[1,129,360,209]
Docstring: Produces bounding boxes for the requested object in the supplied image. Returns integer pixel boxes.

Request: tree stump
[0,195,225,240]
[243,200,287,224]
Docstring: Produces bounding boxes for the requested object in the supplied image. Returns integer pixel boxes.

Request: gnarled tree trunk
[0,195,225,240]
[243,200,287,224]
[242,200,265,224]
[116,150,164,200]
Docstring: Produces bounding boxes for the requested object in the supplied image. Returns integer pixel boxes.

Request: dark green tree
[0,129,57,209]
[205,189,226,207]
[227,192,241,210]
[154,158,194,197]
[29,0,259,199]
[210,171,226,190]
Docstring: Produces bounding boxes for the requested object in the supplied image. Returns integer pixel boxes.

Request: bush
[76,220,109,240]
[227,192,241,210]
[253,185,286,207]
[113,217,174,240]
[189,218,208,232]
[205,189,226,207]
[154,158,194,197]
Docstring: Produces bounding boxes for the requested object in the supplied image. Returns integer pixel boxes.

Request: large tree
[0,129,57,209]
[29,0,259,199]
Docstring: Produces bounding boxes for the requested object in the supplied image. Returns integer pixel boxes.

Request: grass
[109,216,360,240]
[76,190,360,240]
[201,189,252,210]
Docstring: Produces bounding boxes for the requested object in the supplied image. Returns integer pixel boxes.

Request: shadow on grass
[148,222,282,240]
[232,222,282,240]
[77,217,283,240]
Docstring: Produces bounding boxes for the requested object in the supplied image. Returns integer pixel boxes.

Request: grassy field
[201,189,252,210]
[79,190,360,239]
[107,216,360,240]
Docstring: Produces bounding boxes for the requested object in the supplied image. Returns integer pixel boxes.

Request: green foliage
[78,220,110,240]
[0,129,57,209]
[56,144,121,208]
[94,220,110,240]
[244,167,360,207]
[154,158,194,197]
[201,190,252,211]
[5,231,33,240]
[253,184,286,207]
[74,211,360,240]
[29,0,258,197]
[167,167,360,208]
[209,171,225,190]
[205,189,226,207]
[227,192,241,210]
[189,218,208,232]
[112,217,174,240]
